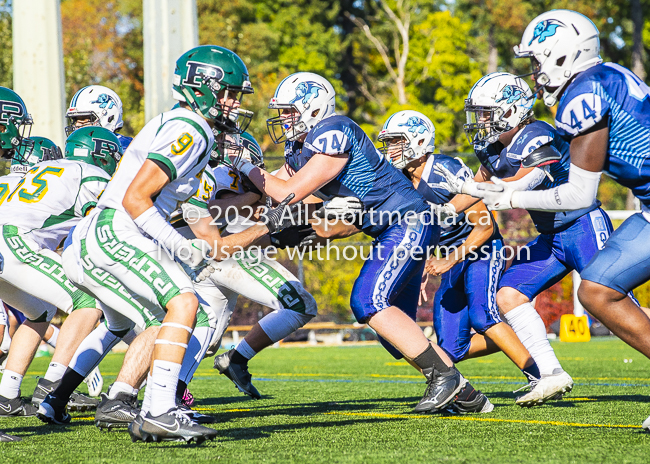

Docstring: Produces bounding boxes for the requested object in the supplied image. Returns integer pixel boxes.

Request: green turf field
[1,338,649,463]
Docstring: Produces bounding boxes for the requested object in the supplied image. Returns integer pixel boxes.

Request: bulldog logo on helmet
[528,20,564,46]
[290,81,325,106]
[398,116,429,135]
[90,94,116,110]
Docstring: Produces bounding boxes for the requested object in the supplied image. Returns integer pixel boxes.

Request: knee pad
[258,309,314,343]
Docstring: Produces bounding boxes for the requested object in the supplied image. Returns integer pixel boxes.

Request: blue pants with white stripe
[433,238,506,363]
[499,208,613,299]
[350,212,439,325]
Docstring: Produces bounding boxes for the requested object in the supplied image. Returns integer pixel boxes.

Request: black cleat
[0,431,21,442]
[140,407,218,444]
[95,392,139,429]
[36,395,71,425]
[68,391,100,412]
[414,367,466,413]
[213,350,261,399]
[0,393,37,417]
[129,414,145,442]
[31,378,59,407]
[447,385,494,414]
[177,403,217,424]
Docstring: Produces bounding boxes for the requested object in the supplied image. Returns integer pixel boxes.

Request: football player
[65,85,133,150]
[378,110,542,411]
[178,131,317,399]
[452,10,650,427]
[435,72,592,405]
[228,72,468,413]
[0,124,121,417]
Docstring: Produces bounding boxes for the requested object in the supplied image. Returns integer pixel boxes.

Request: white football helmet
[377,110,435,169]
[514,9,602,106]
[464,72,535,145]
[267,72,336,143]
[65,85,124,136]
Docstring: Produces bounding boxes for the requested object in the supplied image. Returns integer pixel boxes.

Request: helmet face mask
[211,132,243,166]
[378,110,435,169]
[464,72,535,146]
[267,73,336,144]
[65,85,123,136]
[173,46,254,134]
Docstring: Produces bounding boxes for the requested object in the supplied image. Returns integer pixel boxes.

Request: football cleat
[84,366,104,397]
[515,369,573,407]
[0,431,21,442]
[31,378,59,407]
[447,386,494,414]
[94,392,139,429]
[36,395,71,425]
[139,407,218,444]
[129,414,145,442]
[0,393,37,417]
[213,349,261,399]
[177,403,217,424]
[414,367,466,413]
[68,390,100,412]
[642,415,650,432]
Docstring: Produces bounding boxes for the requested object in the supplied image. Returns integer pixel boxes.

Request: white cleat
[84,366,104,397]
[515,369,573,407]
[642,415,650,432]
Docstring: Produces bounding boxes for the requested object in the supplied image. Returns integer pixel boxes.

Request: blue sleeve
[555,77,609,138]
[304,120,353,156]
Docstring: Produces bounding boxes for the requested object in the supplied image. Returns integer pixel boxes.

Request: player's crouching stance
[0,87,120,417]
[379,110,543,412]
[42,45,254,444]
[180,132,317,399]
[230,72,466,413]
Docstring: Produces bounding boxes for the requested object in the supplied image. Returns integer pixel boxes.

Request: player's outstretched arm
[189,215,269,262]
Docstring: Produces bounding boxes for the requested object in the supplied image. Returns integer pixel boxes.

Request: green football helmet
[11,137,63,174]
[172,45,254,134]
[0,87,33,156]
[64,126,123,176]
[240,132,264,169]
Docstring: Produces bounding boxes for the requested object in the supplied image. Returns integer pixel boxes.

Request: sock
[413,344,451,373]
[149,360,181,417]
[504,303,562,376]
[52,368,85,402]
[234,339,256,362]
[44,362,68,383]
[521,361,541,383]
[68,323,121,377]
[179,326,213,384]
[45,325,59,348]
[0,370,23,399]
[140,374,153,416]
[108,381,138,400]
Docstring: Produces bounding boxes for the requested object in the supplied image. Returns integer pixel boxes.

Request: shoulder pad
[521,144,561,168]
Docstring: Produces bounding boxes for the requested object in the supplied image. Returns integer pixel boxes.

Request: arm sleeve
[511,164,601,211]
[505,167,546,192]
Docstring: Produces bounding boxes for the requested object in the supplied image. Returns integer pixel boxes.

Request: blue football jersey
[555,63,650,206]
[117,133,133,151]
[474,120,598,233]
[417,154,499,251]
[283,115,429,237]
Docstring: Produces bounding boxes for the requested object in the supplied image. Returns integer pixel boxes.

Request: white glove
[431,202,457,225]
[322,196,363,219]
[194,260,217,283]
[231,153,256,176]
[432,163,476,196]
[473,178,515,211]
[177,238,211,269]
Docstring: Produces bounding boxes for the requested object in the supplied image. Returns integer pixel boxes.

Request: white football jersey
[97,107,213,221]
[0,160,109,250]
[0,173,24,207]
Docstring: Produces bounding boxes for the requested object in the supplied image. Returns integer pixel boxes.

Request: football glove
[270,224,316,249]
